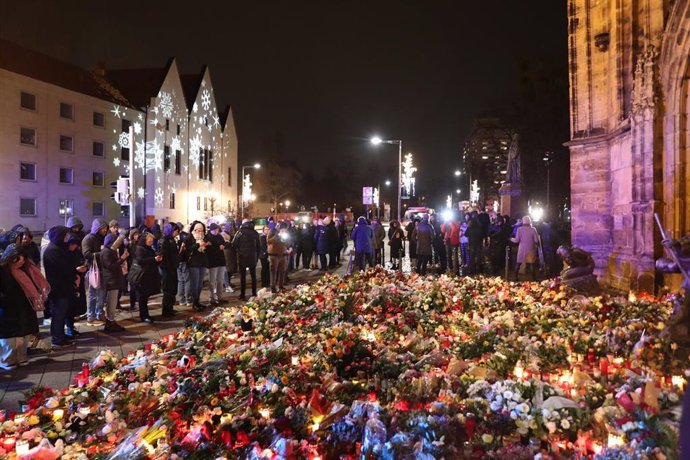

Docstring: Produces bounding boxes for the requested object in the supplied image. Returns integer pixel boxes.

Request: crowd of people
[0,210,564,371]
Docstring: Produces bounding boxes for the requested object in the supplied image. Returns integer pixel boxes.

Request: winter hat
[209,223,220,232]
[357,216,367,224]
[109,219,119,228]
[104,233,118,248]
[66,216,84,231]
[91,218,108,234]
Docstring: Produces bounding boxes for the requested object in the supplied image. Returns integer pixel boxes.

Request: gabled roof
[0,39,133,107]
[180,66,207,109]
[106,58,175,109]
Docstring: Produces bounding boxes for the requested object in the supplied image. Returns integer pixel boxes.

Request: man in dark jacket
[160,223,181,316]
[298,222,315,270]
[176,223,191,306]
[232,219,261,300]
[206,223,227,306]
[314,219,330,271]
[351,216,374,271]
[412,215,435,275]
[82,218,108,325]
[43,226,79,347]
[430,214,447,274]
[65,217,87,320]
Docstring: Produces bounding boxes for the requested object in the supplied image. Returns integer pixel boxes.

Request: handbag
[88,254,101,289]
[128,262,144,286]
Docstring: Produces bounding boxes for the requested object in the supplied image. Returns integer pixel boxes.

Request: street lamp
[370,136,402,222]
[385,180,391,186]
[454,170,461,176]
[543,152,553,213]
[240,163,261,218]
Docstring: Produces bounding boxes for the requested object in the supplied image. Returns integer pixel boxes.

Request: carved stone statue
[656,236,690,345]
[556,245,601,294]
[505,132,522,185]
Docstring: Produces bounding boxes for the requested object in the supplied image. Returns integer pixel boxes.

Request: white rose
[542,408,551,419]
[481,434,494,444]
[503,391,514,400]
[545,421,557,433]
[561,419,571,430]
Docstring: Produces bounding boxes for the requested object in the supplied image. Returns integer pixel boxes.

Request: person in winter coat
[82,218,108,325]
[222,222,237,292]
[298,222,315,270]
[412,215,435,275]
[405,219,418,260]
[259,225,271,288]
[267,223,290,293]
[125,228,141,310]
[186,221,209,311]
[65,217,87,320]
[43,226,80,347]
[388,220,405,270]
[100,233,126,332]
[63,232,86,338]
[133,232,162,323]
[159,223,180,317]
[441,216,461,275]
[232,219,261,299]
[430,214,447,273]
[176,225,192,306]
[465,216,484,275]
[0,244,49,368]
[351,216,374,271]
[206,223,227,306]
[511,215,540,281]
[325,217,339,268]
[17,228,40,266]
[314,219,330,271]
[371,218,386,265]
[338,217,348,255]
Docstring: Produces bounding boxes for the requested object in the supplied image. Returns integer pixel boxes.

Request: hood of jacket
[66,216,84,230]
[90,218,108,235]
[48,226,70,246]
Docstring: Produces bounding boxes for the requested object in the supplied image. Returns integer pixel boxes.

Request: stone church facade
[567,0,690,291]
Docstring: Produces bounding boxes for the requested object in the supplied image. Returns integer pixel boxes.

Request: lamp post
[240,163,261,218]
[371,137,402,222]
[543,152,553,214]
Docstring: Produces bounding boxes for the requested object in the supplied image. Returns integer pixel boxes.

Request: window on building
[60,102,73,120]
[20,198,37,217]
[165,119,170,131]
[92,171,104,187]
[20,127,36,146]
[204,197,208,211]
[92,202,104,217]
[196,196,201,211]
[121,147,129,161]
[93,111,105,127]
[122,119,131,132]
[227,167,232,187]
[59,167,74,184]
[169,192,175,209]
[20,162,36,181]
[93,141,104,157]
[20,91,36,111]
[174,150,181,175]
[164,145,171,172]
[59,135,73,152]
[177,124,181,135]
[198,149,213,181]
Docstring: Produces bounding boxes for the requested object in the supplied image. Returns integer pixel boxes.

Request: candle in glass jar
[1,437,15,451]
[599,358,608,376]
[15,440,29,455]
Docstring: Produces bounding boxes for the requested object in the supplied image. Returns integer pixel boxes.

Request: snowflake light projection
[189,134,202,165]
[171,136,182,153]
[154,187,164,206]
[137,187,145,200]
[401,153,417,198]
[113,157,121,167]
[201,89,211,111]
[147,139,164,171]
[133,122,142,135]
[158,91,174,118]
[111,105,121,118]
[118,132,130,149]
[134,141,147,171]
[192,102,198,113]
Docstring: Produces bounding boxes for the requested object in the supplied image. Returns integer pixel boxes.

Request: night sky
[0,0,567,209]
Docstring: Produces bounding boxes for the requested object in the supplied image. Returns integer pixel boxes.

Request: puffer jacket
[100,246,125,291]
[314,225,329,255]
[351,221,374,254]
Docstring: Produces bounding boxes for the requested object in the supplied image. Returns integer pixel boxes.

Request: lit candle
[78,406,91,416]
[15,440,29,455]
[291,356,300,366]
[599,358,608,376]
[14,415,26,425]
[607,433,624,448]
[514,361,524,380]
[311,415,323,432]
[52,409,64,421]
[259,407,271,419]
[1,437,15,451]
[672,375,686,389]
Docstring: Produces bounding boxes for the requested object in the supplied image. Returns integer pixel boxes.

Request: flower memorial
[0,268,685,459]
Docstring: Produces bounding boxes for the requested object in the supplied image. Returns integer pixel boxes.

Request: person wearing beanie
[351,216,375,271]
[159,223,180,316]
[81,218,108,325]
[100,234,126,332]
[206,223,226,306]
[43,226,79,348]
[314,218,330,271]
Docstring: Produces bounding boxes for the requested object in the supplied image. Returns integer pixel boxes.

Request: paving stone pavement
[0,260,351,412]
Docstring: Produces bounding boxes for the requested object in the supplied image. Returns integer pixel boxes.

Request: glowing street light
[456,189,461,194]
[385,180,391,186]
[454,170,461,176]
[370,136,402,221]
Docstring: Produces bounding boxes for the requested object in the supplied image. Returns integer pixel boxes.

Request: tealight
[513,362,524,380]
[79,407,91,416]
[1,437,15,450]
[291,356,300,366]
[259,407,271,419]
[52,409,64,421]
[607,433,624,448]
[672,375,685,389]
[15,440,29,455]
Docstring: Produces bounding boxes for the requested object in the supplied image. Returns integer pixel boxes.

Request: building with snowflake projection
[0,39,238,230]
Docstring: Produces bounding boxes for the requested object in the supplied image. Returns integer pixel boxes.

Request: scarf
[10,259,51,311]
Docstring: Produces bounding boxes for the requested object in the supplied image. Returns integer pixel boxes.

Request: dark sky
[0,0,567,208]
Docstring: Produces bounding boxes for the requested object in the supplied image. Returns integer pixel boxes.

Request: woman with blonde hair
[510,215,540,281]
